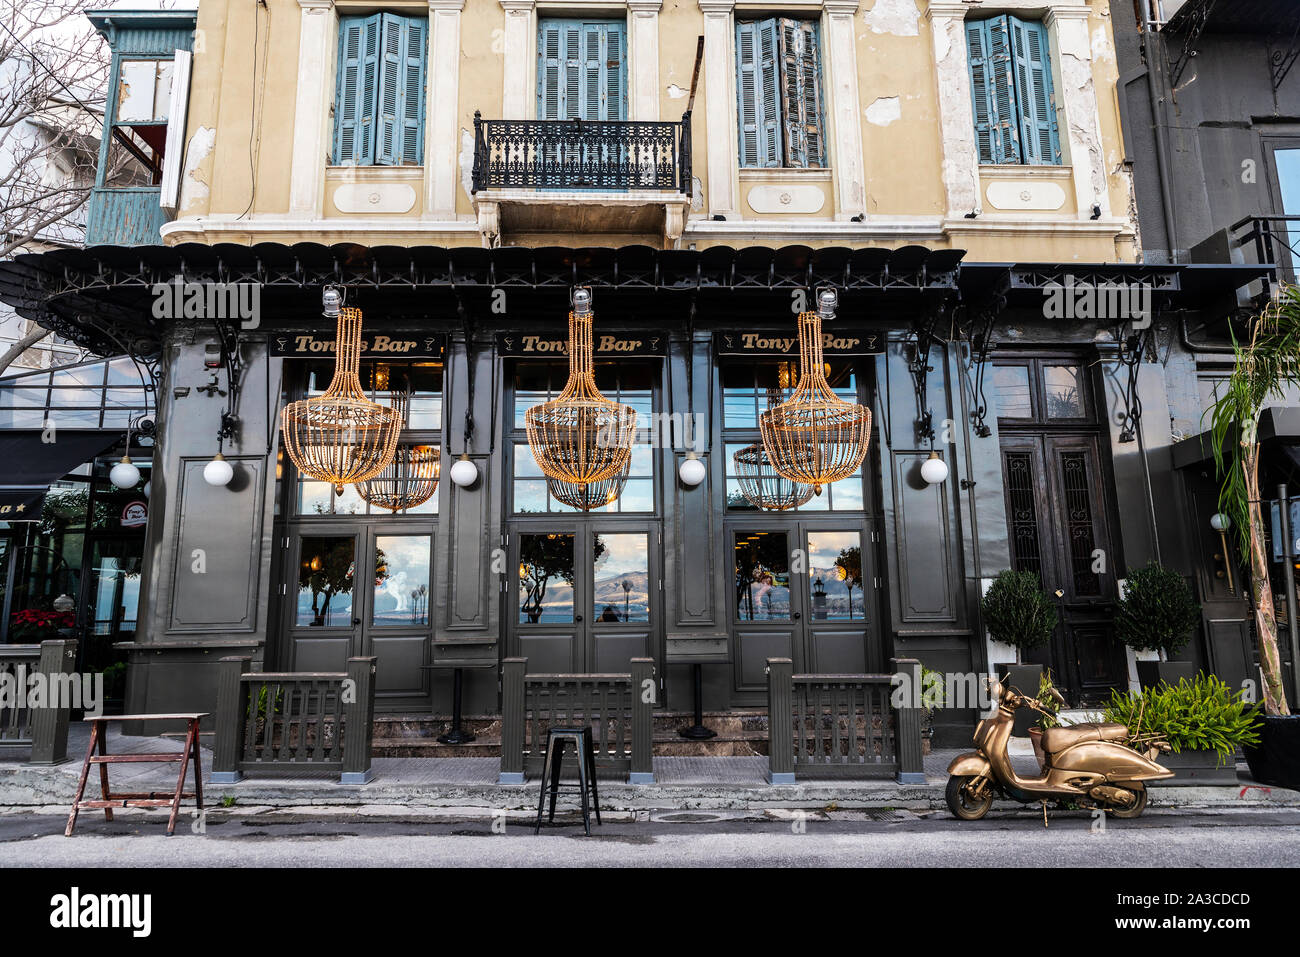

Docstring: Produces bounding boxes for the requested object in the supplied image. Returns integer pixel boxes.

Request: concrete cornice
[926,1,1092,22]
[627,0,663,12]
[296,0,334,10]
[427,0,466,10]
[697,0,736,13]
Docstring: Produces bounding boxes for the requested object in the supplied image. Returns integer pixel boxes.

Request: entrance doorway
[282,525,435,711]
[508,519,657,674]
[994,357,1126,701]
[728,523,878,689]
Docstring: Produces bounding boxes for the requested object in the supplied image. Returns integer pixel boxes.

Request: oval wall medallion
[333,182,417,214]
[748,184,825,215]
[985,180,1067,211]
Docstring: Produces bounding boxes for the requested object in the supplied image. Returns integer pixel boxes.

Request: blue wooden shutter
[401,17,427,164]
[539,20,624,121]
[778,19,825,168]
[736,19,782,168]
[1010,17,1060,165]
[376,14,401,165]
[538,21,565,119]
[334,14,380,164]
[601,22,625,121]
[965,18,999,165]
[986,16,1021,163]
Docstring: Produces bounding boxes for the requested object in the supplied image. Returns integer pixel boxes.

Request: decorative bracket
[1166,0,1217,88]
[957,284,1006,440]
[908,303,946,445]
[1270,14,1300,94]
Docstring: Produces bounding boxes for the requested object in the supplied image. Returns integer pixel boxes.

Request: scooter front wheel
[946,775,993,820]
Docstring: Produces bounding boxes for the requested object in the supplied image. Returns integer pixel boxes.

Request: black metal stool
[534,726,602,836]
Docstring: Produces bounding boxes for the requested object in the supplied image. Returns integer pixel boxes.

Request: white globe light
[449,456,478,488]
[1210,512,1232,532]
[143,481,151,498]
[678,456,706,487]
[920,453,949,485]
[109,457,141,489]
[204,453,234,487]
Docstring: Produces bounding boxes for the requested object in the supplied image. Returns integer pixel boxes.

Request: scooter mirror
[1049,686,1066,707]
[988,680,1004,701]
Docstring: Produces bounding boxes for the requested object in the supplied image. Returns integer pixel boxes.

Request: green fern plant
[1102,673,1261,766]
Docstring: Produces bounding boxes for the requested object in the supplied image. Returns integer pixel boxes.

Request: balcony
[85,187,170,246]
[470,112,693,248]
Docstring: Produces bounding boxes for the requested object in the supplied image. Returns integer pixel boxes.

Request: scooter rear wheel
[946,775,993,820]
[1106,783,1148,819]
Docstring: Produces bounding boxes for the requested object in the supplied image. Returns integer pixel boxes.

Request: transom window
[993,358,1092,424]
[509,361,656,514]
[291,359,443,516]
[721,360,865,511]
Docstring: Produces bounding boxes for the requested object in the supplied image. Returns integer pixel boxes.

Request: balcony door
[508,520,656,675]
[537,19,627,189]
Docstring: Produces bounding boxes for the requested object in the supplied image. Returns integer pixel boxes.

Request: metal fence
[211,656,377,784]
[499,657,654,784]
[766,657,925,784]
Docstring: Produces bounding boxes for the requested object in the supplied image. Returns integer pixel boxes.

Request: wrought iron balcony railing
[471,111,692,194]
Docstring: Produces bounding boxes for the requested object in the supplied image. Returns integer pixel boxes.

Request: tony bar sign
[271,332,446,358]
[715,330,884,356]
[497,332,668,356]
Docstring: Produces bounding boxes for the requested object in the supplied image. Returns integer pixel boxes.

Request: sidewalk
[3,723,1298,813]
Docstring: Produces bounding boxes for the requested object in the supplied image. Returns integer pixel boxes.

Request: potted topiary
[1102,673,1261,786]
[1115,562,1203,688]
[981,569,1059,736]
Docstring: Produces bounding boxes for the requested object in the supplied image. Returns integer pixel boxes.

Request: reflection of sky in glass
[91,560,140,634]
[513,443,653,513]
[373,536,431,625]
[593,533,649,622]
[296,537,354,626]
[807,531,864,621]
[1043,366,1082,418]
[519,535,575,623]
[735,531,791,621]
[994,365,1032,418]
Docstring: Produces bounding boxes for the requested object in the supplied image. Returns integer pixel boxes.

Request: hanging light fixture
[109,455,141,489]
[759,288,871,494]
[280,303,402,493]
[525,287,637,485]
[733,443,816,511]
[355,392,441,511]
[547,458,630,511]
[920,450,949,485]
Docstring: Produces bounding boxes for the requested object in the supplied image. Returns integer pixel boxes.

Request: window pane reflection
[734,530,791,621]
[994,365,1032,418]
[296,536,356,627]
[373,535,431,626]
[1043,365,1083,418]
[519,533,575,623]
[593,533,649,623]
[807,531,864,621]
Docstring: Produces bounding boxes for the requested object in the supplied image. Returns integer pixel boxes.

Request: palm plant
[1208,285,1300,716]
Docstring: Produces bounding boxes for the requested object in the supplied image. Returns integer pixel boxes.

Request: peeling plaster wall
[863,0,919,37]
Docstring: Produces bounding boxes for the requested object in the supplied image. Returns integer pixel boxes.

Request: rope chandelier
[759,288,871,494]
[733,442,815,511]
[355,392,440,512]
[525,287,637,486]
[280,304,402,494]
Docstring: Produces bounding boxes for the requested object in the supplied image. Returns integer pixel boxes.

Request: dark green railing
[0,638,78,764]
[212,656,377,784]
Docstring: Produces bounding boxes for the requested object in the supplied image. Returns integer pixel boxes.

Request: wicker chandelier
[734,443,815,511]
[280,305,402,494]
[355,392,440,512]
[525,287,637,485]
[759,288,871,494]
[547,457,630,511]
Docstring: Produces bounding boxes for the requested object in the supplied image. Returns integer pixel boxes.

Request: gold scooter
[946,679,1173,820]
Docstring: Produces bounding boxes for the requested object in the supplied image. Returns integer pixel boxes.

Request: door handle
[575,615,584,622]
[792,612,802,620]
[353,618,362,626]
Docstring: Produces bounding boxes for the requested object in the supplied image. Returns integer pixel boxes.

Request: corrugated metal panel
[85,187,169,246]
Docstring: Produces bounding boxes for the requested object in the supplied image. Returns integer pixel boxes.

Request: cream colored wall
[169,0,1135,263]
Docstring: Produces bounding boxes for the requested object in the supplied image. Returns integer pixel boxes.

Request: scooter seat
[1041,723,1128,753]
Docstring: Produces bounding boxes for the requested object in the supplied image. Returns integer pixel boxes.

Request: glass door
[509,520,656,674]
[730,523,875,689]
[284,526,436,710]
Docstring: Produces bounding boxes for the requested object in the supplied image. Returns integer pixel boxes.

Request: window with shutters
[735,18,825,169]
[966,16,1060,166]
[333,14,427,166]
[537,20,626,121]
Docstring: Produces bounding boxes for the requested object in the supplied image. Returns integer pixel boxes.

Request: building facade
[0,1,1282,749]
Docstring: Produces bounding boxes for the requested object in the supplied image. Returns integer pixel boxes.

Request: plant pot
[1027,727,1046,769]
[1147,748,1238,787]
[1135,660,1195,690]
[1244,714,1300,790]
[1000,664,1042,737]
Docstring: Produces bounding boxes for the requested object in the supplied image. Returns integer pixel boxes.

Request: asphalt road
[3,806,1299,867]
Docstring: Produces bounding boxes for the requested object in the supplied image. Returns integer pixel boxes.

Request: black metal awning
[1172,406,1300,470]
[0,429,123,521]
[0,241,1274,358]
